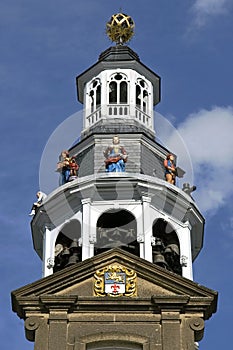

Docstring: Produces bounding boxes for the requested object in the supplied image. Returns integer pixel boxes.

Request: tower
[12,14,217,350]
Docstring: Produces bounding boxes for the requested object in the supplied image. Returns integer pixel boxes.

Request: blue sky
[1,0,233,349]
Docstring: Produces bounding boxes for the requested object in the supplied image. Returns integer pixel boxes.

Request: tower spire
[12,14,217,350]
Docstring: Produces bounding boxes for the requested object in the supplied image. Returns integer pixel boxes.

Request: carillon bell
[164,244,180,256]
[153,252,168,267]
[69,238,79,250]
[153,237,164,252]
[67,254,79,266]
[67,239,79,266]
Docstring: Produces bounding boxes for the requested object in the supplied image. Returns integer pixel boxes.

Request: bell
[152,237,164,253]
[66,254,79,266]
[66,239,79,266]
[56,246,70,269]
[164,244,180,256]
[153,252,168,268]
[69,238,79,251]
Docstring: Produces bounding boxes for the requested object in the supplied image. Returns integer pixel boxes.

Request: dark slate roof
[76,45,161,105]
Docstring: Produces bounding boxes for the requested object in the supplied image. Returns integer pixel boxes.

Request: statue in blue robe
[104,136,128,172]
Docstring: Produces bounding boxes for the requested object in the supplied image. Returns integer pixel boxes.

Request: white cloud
[193,0,229,14]
[173,106,233,214]
[192,0,231,27]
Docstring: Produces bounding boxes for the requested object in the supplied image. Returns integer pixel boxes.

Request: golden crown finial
[106,13,135,45]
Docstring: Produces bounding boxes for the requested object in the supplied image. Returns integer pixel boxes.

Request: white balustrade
[85,105,152,129]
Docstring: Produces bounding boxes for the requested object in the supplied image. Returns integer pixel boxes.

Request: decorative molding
[142,195,151,203]
[25,316,41,331]
[137,232,144,243]
[47,257,55,269]
[25,316,41,341]
[89,235,96,244]
[189,317,204,332]
[189,317,205,341]
[81,198,91,205]
[180,255,188,267]
[40,295,77,312]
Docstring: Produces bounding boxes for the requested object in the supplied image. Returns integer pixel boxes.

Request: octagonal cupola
[82,64,156,130]
[76,45,160,139]
[31,13,204,284]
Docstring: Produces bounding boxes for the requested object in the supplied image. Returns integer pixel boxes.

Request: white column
[101,71,108,119]
[135,203,144,259]
[89,205,97,258]
[142,196,153,262]
[176,221,193,280]
[148,81,154,129]
[42,226,54,278]
[81,198,91,260]
[84,85,89,129]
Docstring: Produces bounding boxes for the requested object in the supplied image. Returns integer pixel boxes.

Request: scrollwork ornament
[189,317,205,341]
[25,316,41,331]
[189,317,204,331]
[180,255,188,267]
[25,316,42,341]
[47,257,55,269]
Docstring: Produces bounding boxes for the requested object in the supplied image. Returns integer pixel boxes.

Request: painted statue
[163,154,176,185]
[29,191,47,216]
[69,157,79,179]
[104,136,128,172]
[56,151,79,185]
[57,150,71,185]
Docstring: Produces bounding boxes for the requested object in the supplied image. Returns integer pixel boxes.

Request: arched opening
[109,73,128,104]
[143,90,148,112]
[136,85,141,107]
[135,79,148,113]
[95,209,139,257]
[53,220,82,273]
[88,79,101,112]
[120,81,128,103]
[109,81,117,103]
[87,340,142,350]
[152,219,182,275]
[96,85,101,107]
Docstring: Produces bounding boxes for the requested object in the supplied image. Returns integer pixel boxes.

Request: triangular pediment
[11,248,215,298]
[12,248,217,319]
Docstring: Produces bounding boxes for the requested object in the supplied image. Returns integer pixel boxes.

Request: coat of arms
[94,264,137,297]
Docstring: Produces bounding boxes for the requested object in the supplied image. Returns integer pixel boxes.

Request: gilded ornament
[106,13,135,45]
[94,264,137,297]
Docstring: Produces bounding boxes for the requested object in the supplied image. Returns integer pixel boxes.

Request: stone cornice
[13,294,216,322]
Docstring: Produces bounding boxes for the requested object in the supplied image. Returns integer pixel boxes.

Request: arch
[53,219,82,272]
[152,218,182,275]
[136,85,141,107]
[135,78,149,113]
[87,78,101,113]
[96,85,101,107]
[81,331,148,349]
[109,81,117,103]
[95,209,139,257]
[108,72,128,104]
[80,332,148,350]
[120,81,128,103]
[87,340,142,350]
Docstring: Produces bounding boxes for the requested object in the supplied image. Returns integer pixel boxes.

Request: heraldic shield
[94,264,137,297]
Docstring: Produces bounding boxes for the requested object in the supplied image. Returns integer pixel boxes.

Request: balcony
[85,105,153,129]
